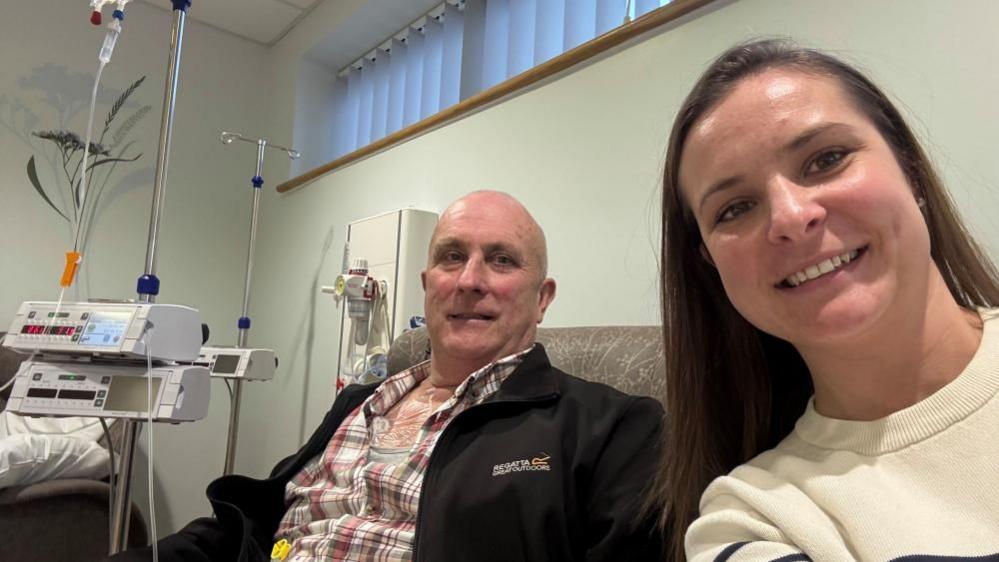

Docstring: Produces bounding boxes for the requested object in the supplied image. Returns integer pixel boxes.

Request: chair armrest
[0,477,111,504]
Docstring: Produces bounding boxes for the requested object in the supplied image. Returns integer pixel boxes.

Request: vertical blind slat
[482,0,510,90]
[441,4,464,108]
[332,76,350,158]
[636,0,660,17]
[420,19,445,119]
[371,54,390,140]
[342,69,362,156]
[564,0,596,51]
[460,0,487,100]
[508,0,536,77]
[356,63,375,147]
[387,39,408,135]
[596,0,626,35]
[403,30,426,127]
[533,0,565,65]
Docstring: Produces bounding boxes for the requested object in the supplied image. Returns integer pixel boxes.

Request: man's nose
[766,177,826,244]
[456,259,487,293]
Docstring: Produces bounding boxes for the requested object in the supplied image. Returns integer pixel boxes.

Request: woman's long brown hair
[648,39,999,561]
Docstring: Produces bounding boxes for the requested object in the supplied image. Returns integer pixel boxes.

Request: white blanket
[0,412,110,489]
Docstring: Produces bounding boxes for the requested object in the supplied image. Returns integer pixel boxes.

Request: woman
[650,39,999,560]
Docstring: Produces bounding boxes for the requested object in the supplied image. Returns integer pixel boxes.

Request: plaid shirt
[275,346,532,561]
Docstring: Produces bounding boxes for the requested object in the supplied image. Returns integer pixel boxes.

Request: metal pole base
[110,420,140,554]
[223,379,243,475]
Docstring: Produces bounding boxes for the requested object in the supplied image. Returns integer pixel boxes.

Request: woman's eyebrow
[698,175,744,215]
[782,122,850,155]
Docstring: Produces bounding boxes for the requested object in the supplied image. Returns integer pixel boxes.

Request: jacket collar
[263,344,559,485]
[490,343,560,403]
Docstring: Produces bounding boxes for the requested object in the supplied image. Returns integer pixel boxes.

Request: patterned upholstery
[387,326,665,400]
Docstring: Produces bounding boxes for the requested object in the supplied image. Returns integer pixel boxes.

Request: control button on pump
[101,376,111,384]
[94,399,104,407]
[32,373,43,381]
[28,311,36,319]
[97,390,107,398]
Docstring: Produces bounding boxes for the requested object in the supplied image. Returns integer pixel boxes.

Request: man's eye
[716,200,756,224]
[492,255,516,267]
[805,149,850,175]
[440,251,464,263]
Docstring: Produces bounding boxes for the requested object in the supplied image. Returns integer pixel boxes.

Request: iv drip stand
[109,0,190,554]
[219,132,299,475]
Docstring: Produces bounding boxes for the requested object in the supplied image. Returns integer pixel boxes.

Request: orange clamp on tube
[61,251,82,288]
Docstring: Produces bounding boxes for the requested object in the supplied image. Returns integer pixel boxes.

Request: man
[111,191,663,561]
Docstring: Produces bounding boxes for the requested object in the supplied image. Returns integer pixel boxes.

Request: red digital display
[19,325,75,336]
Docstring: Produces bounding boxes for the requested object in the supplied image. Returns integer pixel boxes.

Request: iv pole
[219,131,300,475]
[109,0,191,553]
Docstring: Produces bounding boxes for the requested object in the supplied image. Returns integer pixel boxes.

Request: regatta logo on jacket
[492,453,551,476]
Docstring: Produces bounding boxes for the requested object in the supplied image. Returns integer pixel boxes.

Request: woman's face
[679,69,932,348]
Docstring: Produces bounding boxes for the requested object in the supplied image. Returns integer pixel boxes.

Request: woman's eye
[716,200,756,224]
[806,149,850,175]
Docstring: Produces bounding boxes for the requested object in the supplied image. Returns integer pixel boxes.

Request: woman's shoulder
[697,419,842,514]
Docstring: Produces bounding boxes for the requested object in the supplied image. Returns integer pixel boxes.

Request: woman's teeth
[785,249,861,287]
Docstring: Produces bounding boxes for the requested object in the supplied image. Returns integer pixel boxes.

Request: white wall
[235,0,999,481]
[0,1,274,537]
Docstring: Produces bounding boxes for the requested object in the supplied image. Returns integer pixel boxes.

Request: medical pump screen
[212,354,241,374]
[80,311,132,347]
[104,376,162,412]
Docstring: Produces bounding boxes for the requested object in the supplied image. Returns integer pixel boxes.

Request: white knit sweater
[686,309,999,562]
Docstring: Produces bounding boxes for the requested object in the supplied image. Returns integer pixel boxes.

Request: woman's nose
[766,178,826,244]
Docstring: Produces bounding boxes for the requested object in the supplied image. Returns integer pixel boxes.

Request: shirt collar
[450,344,534,403]
[364,344,536,417]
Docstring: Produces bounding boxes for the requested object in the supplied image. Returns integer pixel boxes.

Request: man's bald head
[431,190,549,281]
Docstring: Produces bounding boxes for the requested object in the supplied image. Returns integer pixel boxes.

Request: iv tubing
[73,7,125,269]
[63,6,124,289]
[72,60,106,258]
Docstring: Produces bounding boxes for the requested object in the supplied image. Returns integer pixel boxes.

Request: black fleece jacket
[109,344,664,561]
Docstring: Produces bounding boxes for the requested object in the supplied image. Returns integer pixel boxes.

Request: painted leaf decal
[27,156,69,221]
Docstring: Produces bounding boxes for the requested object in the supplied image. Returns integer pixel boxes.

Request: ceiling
[138,0,325,46]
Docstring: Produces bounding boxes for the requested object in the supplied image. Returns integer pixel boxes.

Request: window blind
[331,0,672,160]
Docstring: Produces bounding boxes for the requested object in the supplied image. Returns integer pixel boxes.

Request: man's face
[422,193,556,370]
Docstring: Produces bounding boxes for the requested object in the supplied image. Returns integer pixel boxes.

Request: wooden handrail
[276,0,715,193]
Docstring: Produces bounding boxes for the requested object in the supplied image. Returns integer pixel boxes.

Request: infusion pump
[5,360,210,423]
[193,346,277,380]
[4,301,202,362]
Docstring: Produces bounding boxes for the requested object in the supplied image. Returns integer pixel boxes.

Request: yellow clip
[271,539,291,561]
[60,251,82,288]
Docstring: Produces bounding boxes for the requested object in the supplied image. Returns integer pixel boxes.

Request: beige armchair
[387,325,665,399]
